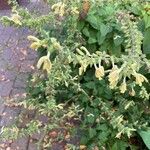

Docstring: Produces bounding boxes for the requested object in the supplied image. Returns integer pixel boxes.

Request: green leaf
[88,37,97,44]
[87,114,95,124]
[143,14,150,29]
[112,141,128,150]
[100,23,110,37]
[97,31,105,45]
[114,35,123,46]
[87,29,97,44]
[88,128,96,138]
[86,15,99,29]
[143,28,150,54]
[96,124,108,131]
[105,6,115,16]
[77,21,85,31]
[138,130,150,149]
[82,27,90,37]
[84,81,95,89]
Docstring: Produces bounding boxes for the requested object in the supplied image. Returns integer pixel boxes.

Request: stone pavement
[0,15,37,150]
[0,1,51,150]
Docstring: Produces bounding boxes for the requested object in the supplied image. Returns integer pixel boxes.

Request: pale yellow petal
[95,66,104,80]
[119,82,127,93]
[79,145,86,150]
[11,14,22,25]
[129,88,135,96]
[37,56,46,69]
[37,56,52,74]
[42,59,52,73]
[134,73,148,86]
[27,35,40,42]
[30,42,40,50]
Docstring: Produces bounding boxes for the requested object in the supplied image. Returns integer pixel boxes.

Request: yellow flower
[71,7,79,15]
[30,42,41,50]
[27,35,40,42]
[79,62,88,75]
[129,88,135,96]
[51,38,62,50]
[108,66,120,89]
[95,66,104,80]
[51,2,66,16]
[11,14,22,25]
[27,35,45,50]
[119,78,127,93]
[51,2,61,10]
[79,66,84,75]
[79,145,86,150]
[133,73,148,86]
[37,52,52,74]
[59,3,65,17]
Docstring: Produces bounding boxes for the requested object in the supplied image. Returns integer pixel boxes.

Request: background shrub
[1,0,150,149]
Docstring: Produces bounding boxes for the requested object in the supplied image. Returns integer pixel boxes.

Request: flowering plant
[1,0,150,149]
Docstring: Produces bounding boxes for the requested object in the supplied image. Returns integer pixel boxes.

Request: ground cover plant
[0,0,150,149]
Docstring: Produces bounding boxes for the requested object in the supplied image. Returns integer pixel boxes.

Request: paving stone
[6,37,19,47]
[37,115,49,125]
[0,1,49,149]
[14,48,29,61]
[20,60,36,73]
[1,47,15,61]
[1,27,16,36]
[13,76,28,89]
[13,73,29,87]
[10,88,27,99]
[0,106,21,127]
[0,34,11,44]
[52,141,66,150]
[0,58,10,70]
[0,97,5,115]
[9,58,22,70]
[28,142,38,150]
[31,130,45,141]
[26,49,37,60]
[4,70,19,81]
[0,80,13,97]
[0,140,12,150]
[10,137,29,150]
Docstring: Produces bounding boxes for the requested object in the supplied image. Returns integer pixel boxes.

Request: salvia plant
[0,0,150,149]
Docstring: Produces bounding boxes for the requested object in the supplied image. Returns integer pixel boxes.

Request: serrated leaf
[112,141,128,150]
[82,27,90,37]
[88,37,97,44]
[114,36,123,46]
[87,114,95,124]
[138,130,150,149]
[86,15,99,29]
[84,81,95,89]
[89,128,96,138]
[97,31,105,45]
[100,23,110,37]
[77,21,85,31]
[143,28,150,54]
[143,14,150,29]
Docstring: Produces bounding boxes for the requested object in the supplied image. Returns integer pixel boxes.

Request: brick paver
[0,2,40,150]
[0,1,62,149]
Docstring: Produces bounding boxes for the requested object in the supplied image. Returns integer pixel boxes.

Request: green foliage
[138,129,150,149]
[1,0,150,149]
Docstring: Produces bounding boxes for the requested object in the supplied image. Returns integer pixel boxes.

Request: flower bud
[119,78,127,93]
[108,66,120,89]
[129,88,135,96]
[119,80,127,93]
[95,66,104,80]
[37,53,52,74]
[133,73,148,86]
